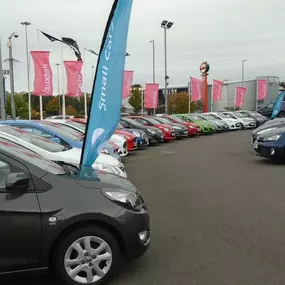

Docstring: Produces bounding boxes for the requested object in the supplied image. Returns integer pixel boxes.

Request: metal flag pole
[141,85,144,116]
[210,83,213,112]
[83,49,87,119]
[39,95,43,120]
[188,79,191,114]
[234,87,236,111]
[61,42,66,119]
[56,64,61,114]
[0,38,5,120]
[256,79,259,111]
[8,36,16,119]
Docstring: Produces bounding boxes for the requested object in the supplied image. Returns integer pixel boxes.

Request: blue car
[253,125,285,160]
[0,120,121,161]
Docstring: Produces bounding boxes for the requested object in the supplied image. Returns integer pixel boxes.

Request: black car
[153,116,188,138]
[251,119,285,145]
[0,137,150,285]
[257,99,285,118]
[120,117,164,144]
[238,110,268,127]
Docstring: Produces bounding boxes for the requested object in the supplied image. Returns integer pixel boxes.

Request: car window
[208,114,221,120]
[0,160,11,190]
[66,121,86,131]
[19,127,53,139]
[0,138,65,175]
[122,118,143,127]
[134,118,147,125]
[0,126,65,153]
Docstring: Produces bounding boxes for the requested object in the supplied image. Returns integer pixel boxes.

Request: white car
[46,120,129,157]
[205,112,242,130]
[222,112,256,129]
[0,125,127,178]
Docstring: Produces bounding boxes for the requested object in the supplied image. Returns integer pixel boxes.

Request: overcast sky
[0,0,284,94]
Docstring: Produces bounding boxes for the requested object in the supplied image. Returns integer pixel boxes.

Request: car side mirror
[50,137,61,144]
[6,172,30,191]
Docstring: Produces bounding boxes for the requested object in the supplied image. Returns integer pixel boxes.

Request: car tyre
[278,111,285,118]
[53,226,122,285]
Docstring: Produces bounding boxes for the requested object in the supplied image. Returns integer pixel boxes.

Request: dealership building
[158,76,280,111]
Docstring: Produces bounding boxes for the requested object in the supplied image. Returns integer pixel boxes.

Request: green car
[174,114,215,134]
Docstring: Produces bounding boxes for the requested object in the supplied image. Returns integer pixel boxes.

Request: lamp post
[161,20,174,114]
[0,37,5,120]
[7,32,19,120]
[20,21,31,120]
[242,60,246,87]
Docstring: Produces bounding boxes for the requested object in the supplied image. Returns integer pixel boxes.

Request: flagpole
[141,85,144,116]
[83,49,87,119]
[188,80,191,114]
[210,83,213,112]
[256,79,258,111]
[39,95,43,119]
[234,87,236,111]
[0,37,6,120]
[61,42,66,119]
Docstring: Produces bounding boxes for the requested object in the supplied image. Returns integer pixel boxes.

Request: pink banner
[64,61,83,97]
[191,77,202,102]
[212,79,223,101]
[257,79,268,100]
[144,83,159,108]
[235,87,247,107]
[122,70,134,99]
[30,51,53,96]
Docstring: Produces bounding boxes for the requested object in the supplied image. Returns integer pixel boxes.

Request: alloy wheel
[64,236,112,284]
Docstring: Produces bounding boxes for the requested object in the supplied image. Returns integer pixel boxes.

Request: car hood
[253,122,285,135]
[57,147,120,166]
[74,171,138,194]
[115,129,136,139]
[154,123,172,129]
[264,118,285,126]
[121,128,145,135]
[258,125,285,139]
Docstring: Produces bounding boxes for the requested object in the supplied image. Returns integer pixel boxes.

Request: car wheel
[278,111,285,118]
[53,226,121,285]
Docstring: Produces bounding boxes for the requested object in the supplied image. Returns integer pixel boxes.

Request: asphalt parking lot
[4,129,285,285]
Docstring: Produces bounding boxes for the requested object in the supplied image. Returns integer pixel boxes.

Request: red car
[158,115,199,137]
[114,129,138,151]
[128,116,176,141]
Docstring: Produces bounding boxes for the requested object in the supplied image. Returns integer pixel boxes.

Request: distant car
[205,112,242,130]
[156,114,199,136]
[196,114,229,132]
[128,116,176,141]
[173,114,214,134]
[253,125,285,160]
[0,125,127,178]
[237,110,268,127]
[153,116,188,138]
[0,120,127,177]
[120,117,165,144]
[221,112,256,129]
[114,129,138,151]
[45,115,74,120]
[257,99,285,118]
[0,137,150,285]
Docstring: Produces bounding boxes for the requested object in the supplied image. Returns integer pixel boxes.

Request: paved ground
[4,129,285,285]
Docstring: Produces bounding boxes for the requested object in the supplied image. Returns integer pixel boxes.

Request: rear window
[0,138,65,175]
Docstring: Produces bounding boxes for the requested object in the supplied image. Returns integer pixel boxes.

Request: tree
[66,105,77,115]
[45,97,59,115]
[6,93,29,118]
[129,87,142,113]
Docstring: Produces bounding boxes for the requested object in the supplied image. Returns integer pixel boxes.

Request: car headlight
[164,128,169,131]
[263,135,281,142]
[147,128,156,134]
[102,189,143,212]
[133,131,141,137]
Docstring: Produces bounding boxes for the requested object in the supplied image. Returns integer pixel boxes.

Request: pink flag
[122,70,134,99]
[257,79,268,100]
[235,87,247,107]
[30,51,53,96]
[191,77,202,102]
[212,79,223,101]
[144,83,159,108]
[64,61,83,97]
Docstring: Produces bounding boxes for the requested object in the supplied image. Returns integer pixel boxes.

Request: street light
[7,32,19,120]
[242,60,247,87]
[21,21,31,120]
[161,20,174,114]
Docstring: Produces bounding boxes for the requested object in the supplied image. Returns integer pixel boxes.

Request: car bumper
[188,128,199,136]
[127,140,138,151]
[243,122,257,128]
[175,129,189,138]
[150,133,164,144]
[253,141,284,159]
[115,207,150,260]
[137,137,150,147]
[200,127,213,134]
[164,131,176,141]
[228,123,242,130]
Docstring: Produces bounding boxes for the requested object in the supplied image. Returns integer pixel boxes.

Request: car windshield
[222,113,236,119]
[145,117,161,124]
[193,115,206,121]
[207,114,221,120]
[40,122,83,141]
[169,116,184,123]
[154,117,172,124]
[121,117,143,127]
[66,121,86,131]
[234,112,248,118]
[0,137,65,175]
[0,126,65,153]
[250,111,263,117]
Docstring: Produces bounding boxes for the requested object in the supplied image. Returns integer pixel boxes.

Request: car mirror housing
[6,172,30,191]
